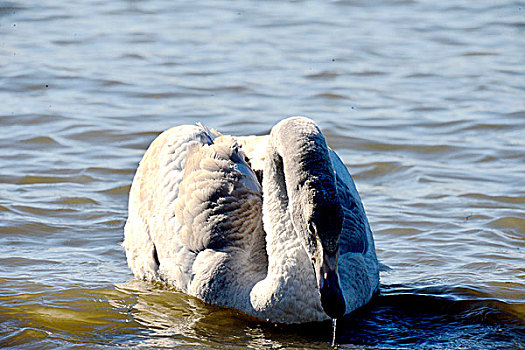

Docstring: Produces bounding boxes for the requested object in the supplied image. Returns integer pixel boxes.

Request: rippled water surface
[1,0,524,348]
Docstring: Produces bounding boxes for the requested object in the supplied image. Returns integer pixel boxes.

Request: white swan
[123,117,379,324]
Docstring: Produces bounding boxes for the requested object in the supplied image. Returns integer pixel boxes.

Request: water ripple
[0,0,523,348]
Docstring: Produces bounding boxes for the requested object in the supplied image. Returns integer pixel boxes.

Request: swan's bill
[319,251,346,319]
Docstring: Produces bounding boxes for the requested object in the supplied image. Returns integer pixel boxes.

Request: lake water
[1,0,524,348]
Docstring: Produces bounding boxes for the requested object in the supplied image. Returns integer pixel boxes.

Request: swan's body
[123,117,379,323]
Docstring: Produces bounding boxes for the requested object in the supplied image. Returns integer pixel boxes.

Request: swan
[123,117,379,324]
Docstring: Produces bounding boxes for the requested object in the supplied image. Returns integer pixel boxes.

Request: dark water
[1,0,524,348]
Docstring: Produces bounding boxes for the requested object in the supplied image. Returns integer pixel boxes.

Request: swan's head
[273,116,347,318]
[293,183,347,319]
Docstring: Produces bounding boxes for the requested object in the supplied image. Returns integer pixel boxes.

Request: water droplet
[331,318,337,347]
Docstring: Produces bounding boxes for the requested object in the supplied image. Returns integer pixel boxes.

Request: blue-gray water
[1,1,524,349]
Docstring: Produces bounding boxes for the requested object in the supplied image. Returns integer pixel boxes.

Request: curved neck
[263,117,341,269]
[248,118,337,323]
[268,118,341,253]
[261,140,296,272]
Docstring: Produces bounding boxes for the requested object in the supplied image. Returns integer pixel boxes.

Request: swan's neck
[248,141,326,323]
[262,145,294,272]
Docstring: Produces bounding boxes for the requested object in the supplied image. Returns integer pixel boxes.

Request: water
[1,0,524,348]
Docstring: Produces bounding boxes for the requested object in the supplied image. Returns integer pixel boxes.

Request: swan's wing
[123,124,218,285]
[174,135,267,301]
[175,135,263,253]
[328,149,370,255]
[125,123,266,300]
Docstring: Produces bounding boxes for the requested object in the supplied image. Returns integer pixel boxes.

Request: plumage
[123,117,379,324]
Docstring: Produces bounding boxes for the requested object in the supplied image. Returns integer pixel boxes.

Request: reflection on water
[1,0,524,348]
[2,281,523,349]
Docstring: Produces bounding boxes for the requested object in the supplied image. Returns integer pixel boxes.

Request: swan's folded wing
[329,149,369,255]
[175,136,264,254]
[124,124,218,283]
